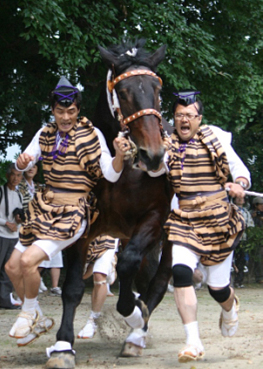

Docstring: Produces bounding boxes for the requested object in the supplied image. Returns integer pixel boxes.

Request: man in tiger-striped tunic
[5,77,130,346]
[158,90,251,363]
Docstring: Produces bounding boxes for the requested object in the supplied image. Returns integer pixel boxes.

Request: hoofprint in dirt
[0,286,263,369]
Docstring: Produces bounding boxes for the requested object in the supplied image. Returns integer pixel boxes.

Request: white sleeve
[15,128,44,172]
[95,128,122,183]
[147,166,166,177]
[0,186,6,225]
[209,125,251,188]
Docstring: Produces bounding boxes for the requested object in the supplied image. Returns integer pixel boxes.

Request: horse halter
[107,69,163,127]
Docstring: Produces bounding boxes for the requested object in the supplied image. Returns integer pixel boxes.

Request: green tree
[1,0,263,189]
[233,118,263,192]
[0,160,12,185]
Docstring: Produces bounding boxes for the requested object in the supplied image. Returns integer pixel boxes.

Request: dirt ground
[0,283,263,369]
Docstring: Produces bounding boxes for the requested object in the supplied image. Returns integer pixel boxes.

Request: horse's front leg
[146,236,173,315]
[46,239,87,369]
[119,234,171,357]
[116,232,152,328]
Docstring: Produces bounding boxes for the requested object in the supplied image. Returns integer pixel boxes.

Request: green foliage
[232,119,263,192]
[244,226,263,258]
[0,160,12,185]
[0,0,263,189]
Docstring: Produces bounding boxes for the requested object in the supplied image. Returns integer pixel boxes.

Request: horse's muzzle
[137,147,165,171]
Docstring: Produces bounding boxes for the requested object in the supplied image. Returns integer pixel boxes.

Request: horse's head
[98,39,167,171]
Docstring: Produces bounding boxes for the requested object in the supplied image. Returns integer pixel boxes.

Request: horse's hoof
[45,351,75,369]
[135,299,149,326]
[120,342,143,357]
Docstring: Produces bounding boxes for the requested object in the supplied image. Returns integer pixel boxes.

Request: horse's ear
[98,45,118,70]
[149,45,167,70]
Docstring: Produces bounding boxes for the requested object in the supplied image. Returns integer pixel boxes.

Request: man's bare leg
[7,245,51,339]
[77,272,107,339]
[6,249,25,301]
[174,286,204,362]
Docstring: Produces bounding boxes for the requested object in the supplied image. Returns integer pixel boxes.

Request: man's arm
[95,128,130,183]
[210,125,251,197]
[15,128,43,171]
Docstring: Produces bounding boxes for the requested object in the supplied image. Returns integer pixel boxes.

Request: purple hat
[53,76,79,107]
[173,90,200,105]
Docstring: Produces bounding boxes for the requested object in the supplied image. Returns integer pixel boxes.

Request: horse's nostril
[139,148,164,171]
[139,149,148,161]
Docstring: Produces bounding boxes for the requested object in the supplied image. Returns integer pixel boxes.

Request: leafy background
[1,0,262,193]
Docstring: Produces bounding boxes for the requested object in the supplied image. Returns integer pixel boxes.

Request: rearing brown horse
[46,39,174,369]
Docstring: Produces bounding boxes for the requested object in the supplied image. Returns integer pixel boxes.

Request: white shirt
[15,127,122,183]
[209,125,251,187]
[0,186,22,239]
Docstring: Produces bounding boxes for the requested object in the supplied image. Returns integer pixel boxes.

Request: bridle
[107,68,167,163]
[107,69,163,128]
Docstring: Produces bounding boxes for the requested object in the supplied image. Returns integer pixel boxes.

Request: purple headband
[173,91,200,105]
[54,84,79,103]
[173,91,200,98]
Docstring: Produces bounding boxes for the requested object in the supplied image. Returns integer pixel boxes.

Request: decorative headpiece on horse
[106,70,121,118]
[52,76,80,108]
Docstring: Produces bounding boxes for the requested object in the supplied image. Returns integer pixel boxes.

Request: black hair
[6,163,17,174]
[172,98,204,115]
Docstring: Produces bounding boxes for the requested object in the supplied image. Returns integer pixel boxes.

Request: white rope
[226,188,263,198]
[244,190,263,198]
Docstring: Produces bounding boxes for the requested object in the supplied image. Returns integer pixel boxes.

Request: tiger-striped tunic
[19,117,102,246]
[164,125,246,266]
[87,235,116,264]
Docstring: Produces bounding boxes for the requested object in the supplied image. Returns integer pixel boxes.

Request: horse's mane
[106,38,159,74]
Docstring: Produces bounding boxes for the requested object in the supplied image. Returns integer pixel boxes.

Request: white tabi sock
[184,321,203,349]
[222,303,237,321]
[22,297,38,313]
[90,311,101,320]
[35,300,43,317]
[13,297,38,329]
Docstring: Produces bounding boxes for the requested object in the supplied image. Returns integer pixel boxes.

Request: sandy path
[0,285,263,369]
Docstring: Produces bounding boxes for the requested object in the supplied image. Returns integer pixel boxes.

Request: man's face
[7,168,23,189]
[235,197,245,206]
[174,103,202,141]
[256,203,263,212]
[52,103,80,135]
[25,165,38,180]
